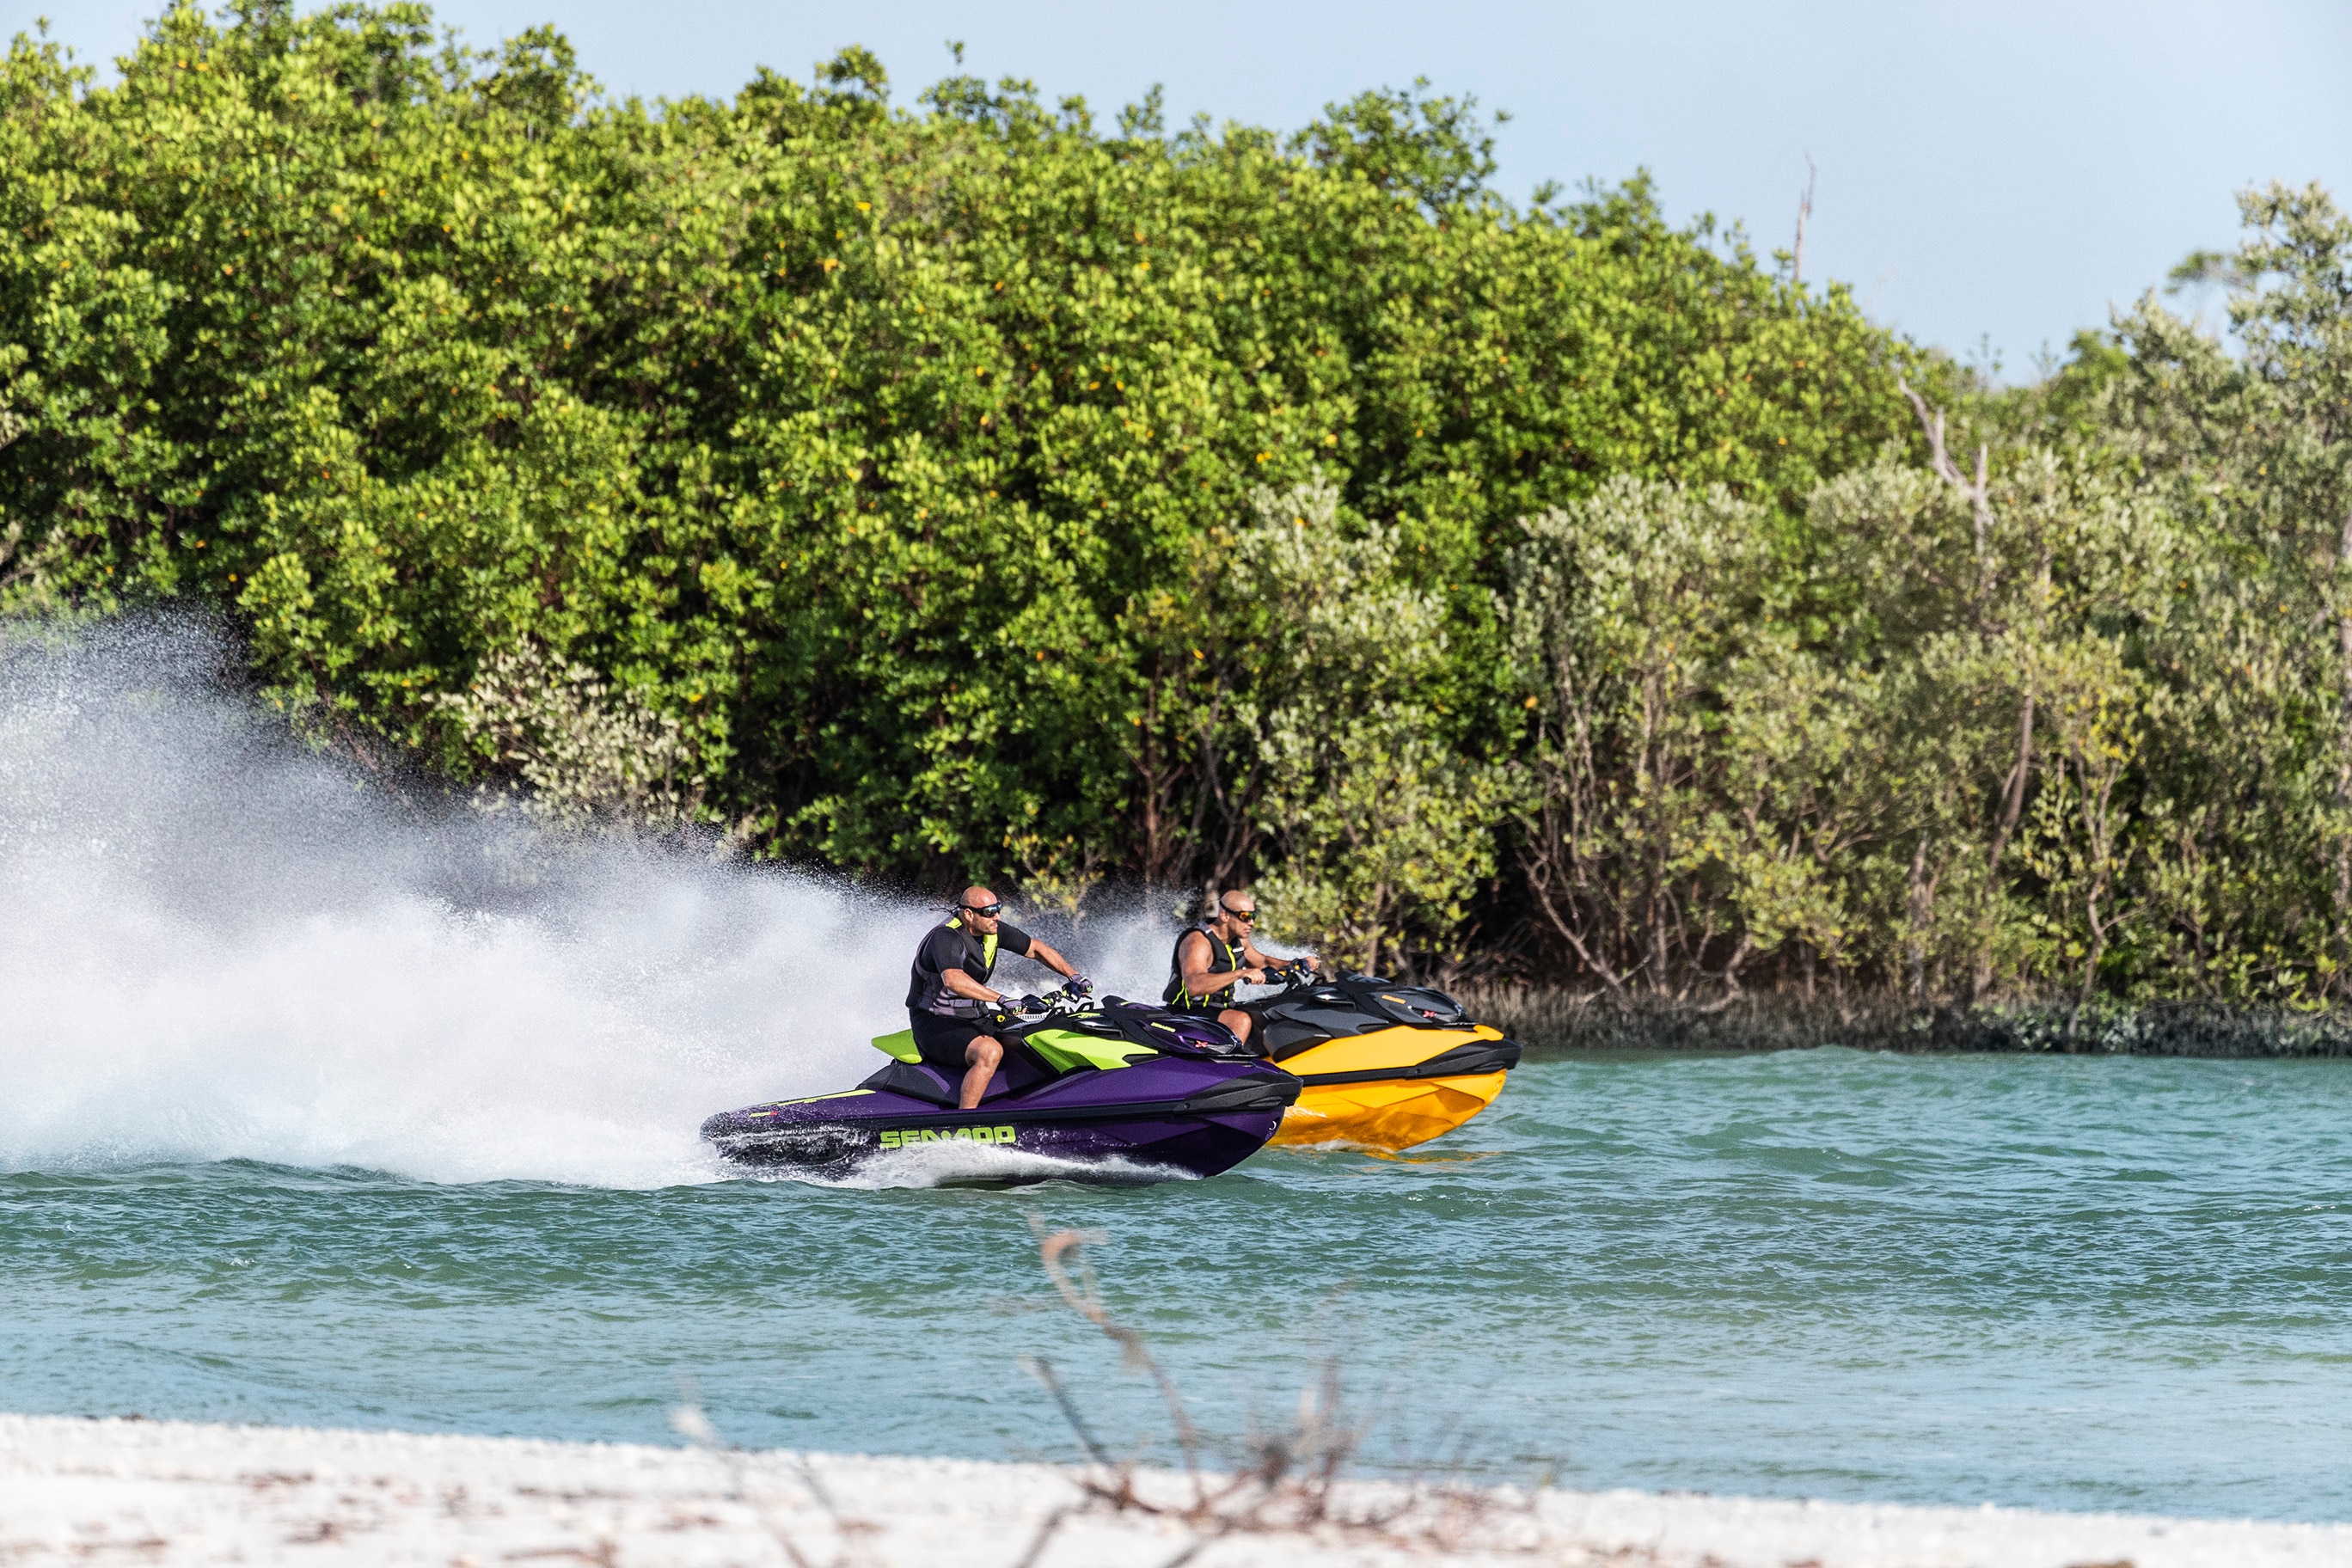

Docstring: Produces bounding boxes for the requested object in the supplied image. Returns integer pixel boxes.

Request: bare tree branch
[1033,1224,1203,1504]
[1987,687,2037,873]
[1897,376,1994,573]
[1792,155,1816,285]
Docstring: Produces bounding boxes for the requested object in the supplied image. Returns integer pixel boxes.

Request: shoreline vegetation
[1,6,2349,1024]
[1468,989,2352,1057]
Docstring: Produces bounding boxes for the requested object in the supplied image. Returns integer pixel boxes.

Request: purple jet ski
[701,990,1302,1184]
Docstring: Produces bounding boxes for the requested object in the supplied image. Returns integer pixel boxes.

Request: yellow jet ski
[1240,971,1523,1152]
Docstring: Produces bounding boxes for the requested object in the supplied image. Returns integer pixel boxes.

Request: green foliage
[1293,80,1497,214]
[15,6,2345,1001]
[1496,180,2352,1008]
[431,640,705,830]
[0,5,1900,941]
[1506,475,1777,995]
[1222,477,1504,974]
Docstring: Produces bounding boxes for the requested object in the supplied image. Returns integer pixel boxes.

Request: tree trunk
[1136,665,1173,885]
[1971,685,2037,1005]
[2064,752,2121,1050]
[1905,833,1932,1001]
[2334,503,2352,991]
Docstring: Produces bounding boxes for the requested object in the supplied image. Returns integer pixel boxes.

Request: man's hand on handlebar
[997,985,1086,1018]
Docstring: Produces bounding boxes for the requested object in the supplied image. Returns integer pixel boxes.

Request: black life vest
[1163,922,1237,1011]
[907,916,1001,1017]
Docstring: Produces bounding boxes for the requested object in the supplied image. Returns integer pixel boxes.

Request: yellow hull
[1265,1024,1516,1153]
[1271,1072,1508,1151]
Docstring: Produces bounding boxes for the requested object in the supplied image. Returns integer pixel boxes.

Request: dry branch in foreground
[1022,1226,1544,1564]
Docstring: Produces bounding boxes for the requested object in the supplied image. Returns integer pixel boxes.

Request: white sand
[2,1413,2346,1566]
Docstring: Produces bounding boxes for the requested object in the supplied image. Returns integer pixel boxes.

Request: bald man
[904,886,1083,1110]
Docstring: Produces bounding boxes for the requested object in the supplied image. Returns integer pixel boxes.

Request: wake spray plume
[0,616,1171,1187]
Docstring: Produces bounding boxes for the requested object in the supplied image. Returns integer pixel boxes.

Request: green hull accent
[1024,1027,1155,1073]
[873,1025,1153,1073]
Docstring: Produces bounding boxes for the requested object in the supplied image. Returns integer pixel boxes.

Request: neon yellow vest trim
[946,916,998,973]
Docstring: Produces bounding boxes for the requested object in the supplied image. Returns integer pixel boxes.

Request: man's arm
[939,967,1001,1004]
[1240,938,1313,974]
[1023,939,1079,981]
[1180,929,1265,995]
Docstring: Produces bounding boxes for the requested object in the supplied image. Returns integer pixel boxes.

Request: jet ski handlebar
[1255,959,1317,990]
[984,978,1093,1021]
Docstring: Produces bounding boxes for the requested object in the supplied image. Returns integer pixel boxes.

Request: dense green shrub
[0,4,1908,886]
[1496,181,2351,1014]
[8,5,2342,1008]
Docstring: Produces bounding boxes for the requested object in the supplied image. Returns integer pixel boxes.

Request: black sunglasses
[1220,905,1259,922]
[960,901,1004,917]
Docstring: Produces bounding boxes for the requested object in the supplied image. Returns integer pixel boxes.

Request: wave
[0,616,1175,1189]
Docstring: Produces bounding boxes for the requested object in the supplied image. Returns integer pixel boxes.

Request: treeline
[0,5,2345,1014]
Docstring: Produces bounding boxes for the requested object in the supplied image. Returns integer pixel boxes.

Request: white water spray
[0,618,1177,1188]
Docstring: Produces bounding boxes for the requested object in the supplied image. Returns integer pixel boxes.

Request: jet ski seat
[860,1038,1064,1106]
[861,1060,959,1106]
[853,1003,1213,1114]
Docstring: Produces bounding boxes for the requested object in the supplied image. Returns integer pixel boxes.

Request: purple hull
[703,1043,1301,1185]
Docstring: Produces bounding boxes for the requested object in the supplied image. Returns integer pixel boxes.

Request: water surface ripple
[8,1047,2351,1522]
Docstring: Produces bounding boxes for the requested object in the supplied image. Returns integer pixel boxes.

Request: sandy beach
[2,1413,2346,1567]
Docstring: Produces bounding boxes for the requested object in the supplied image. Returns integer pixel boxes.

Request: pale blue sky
[9,0,2348,376]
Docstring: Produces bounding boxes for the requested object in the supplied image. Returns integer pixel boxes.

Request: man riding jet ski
[1163,887,1304,1045]
[700,986,1302,1184]
[1236,965,1523,1154]
[907,886,1085,1109]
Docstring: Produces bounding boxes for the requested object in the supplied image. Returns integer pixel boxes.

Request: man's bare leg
[960,1035,1004,1111]
[1217,1008,1254,1046]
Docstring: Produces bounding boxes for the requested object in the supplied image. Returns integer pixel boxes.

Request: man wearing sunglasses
[1162,891,1304,1047]
[905,886,1087,1110]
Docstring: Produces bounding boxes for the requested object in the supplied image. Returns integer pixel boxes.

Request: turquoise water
[9,1048,2352,1523]
[8,628,2352,1524]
